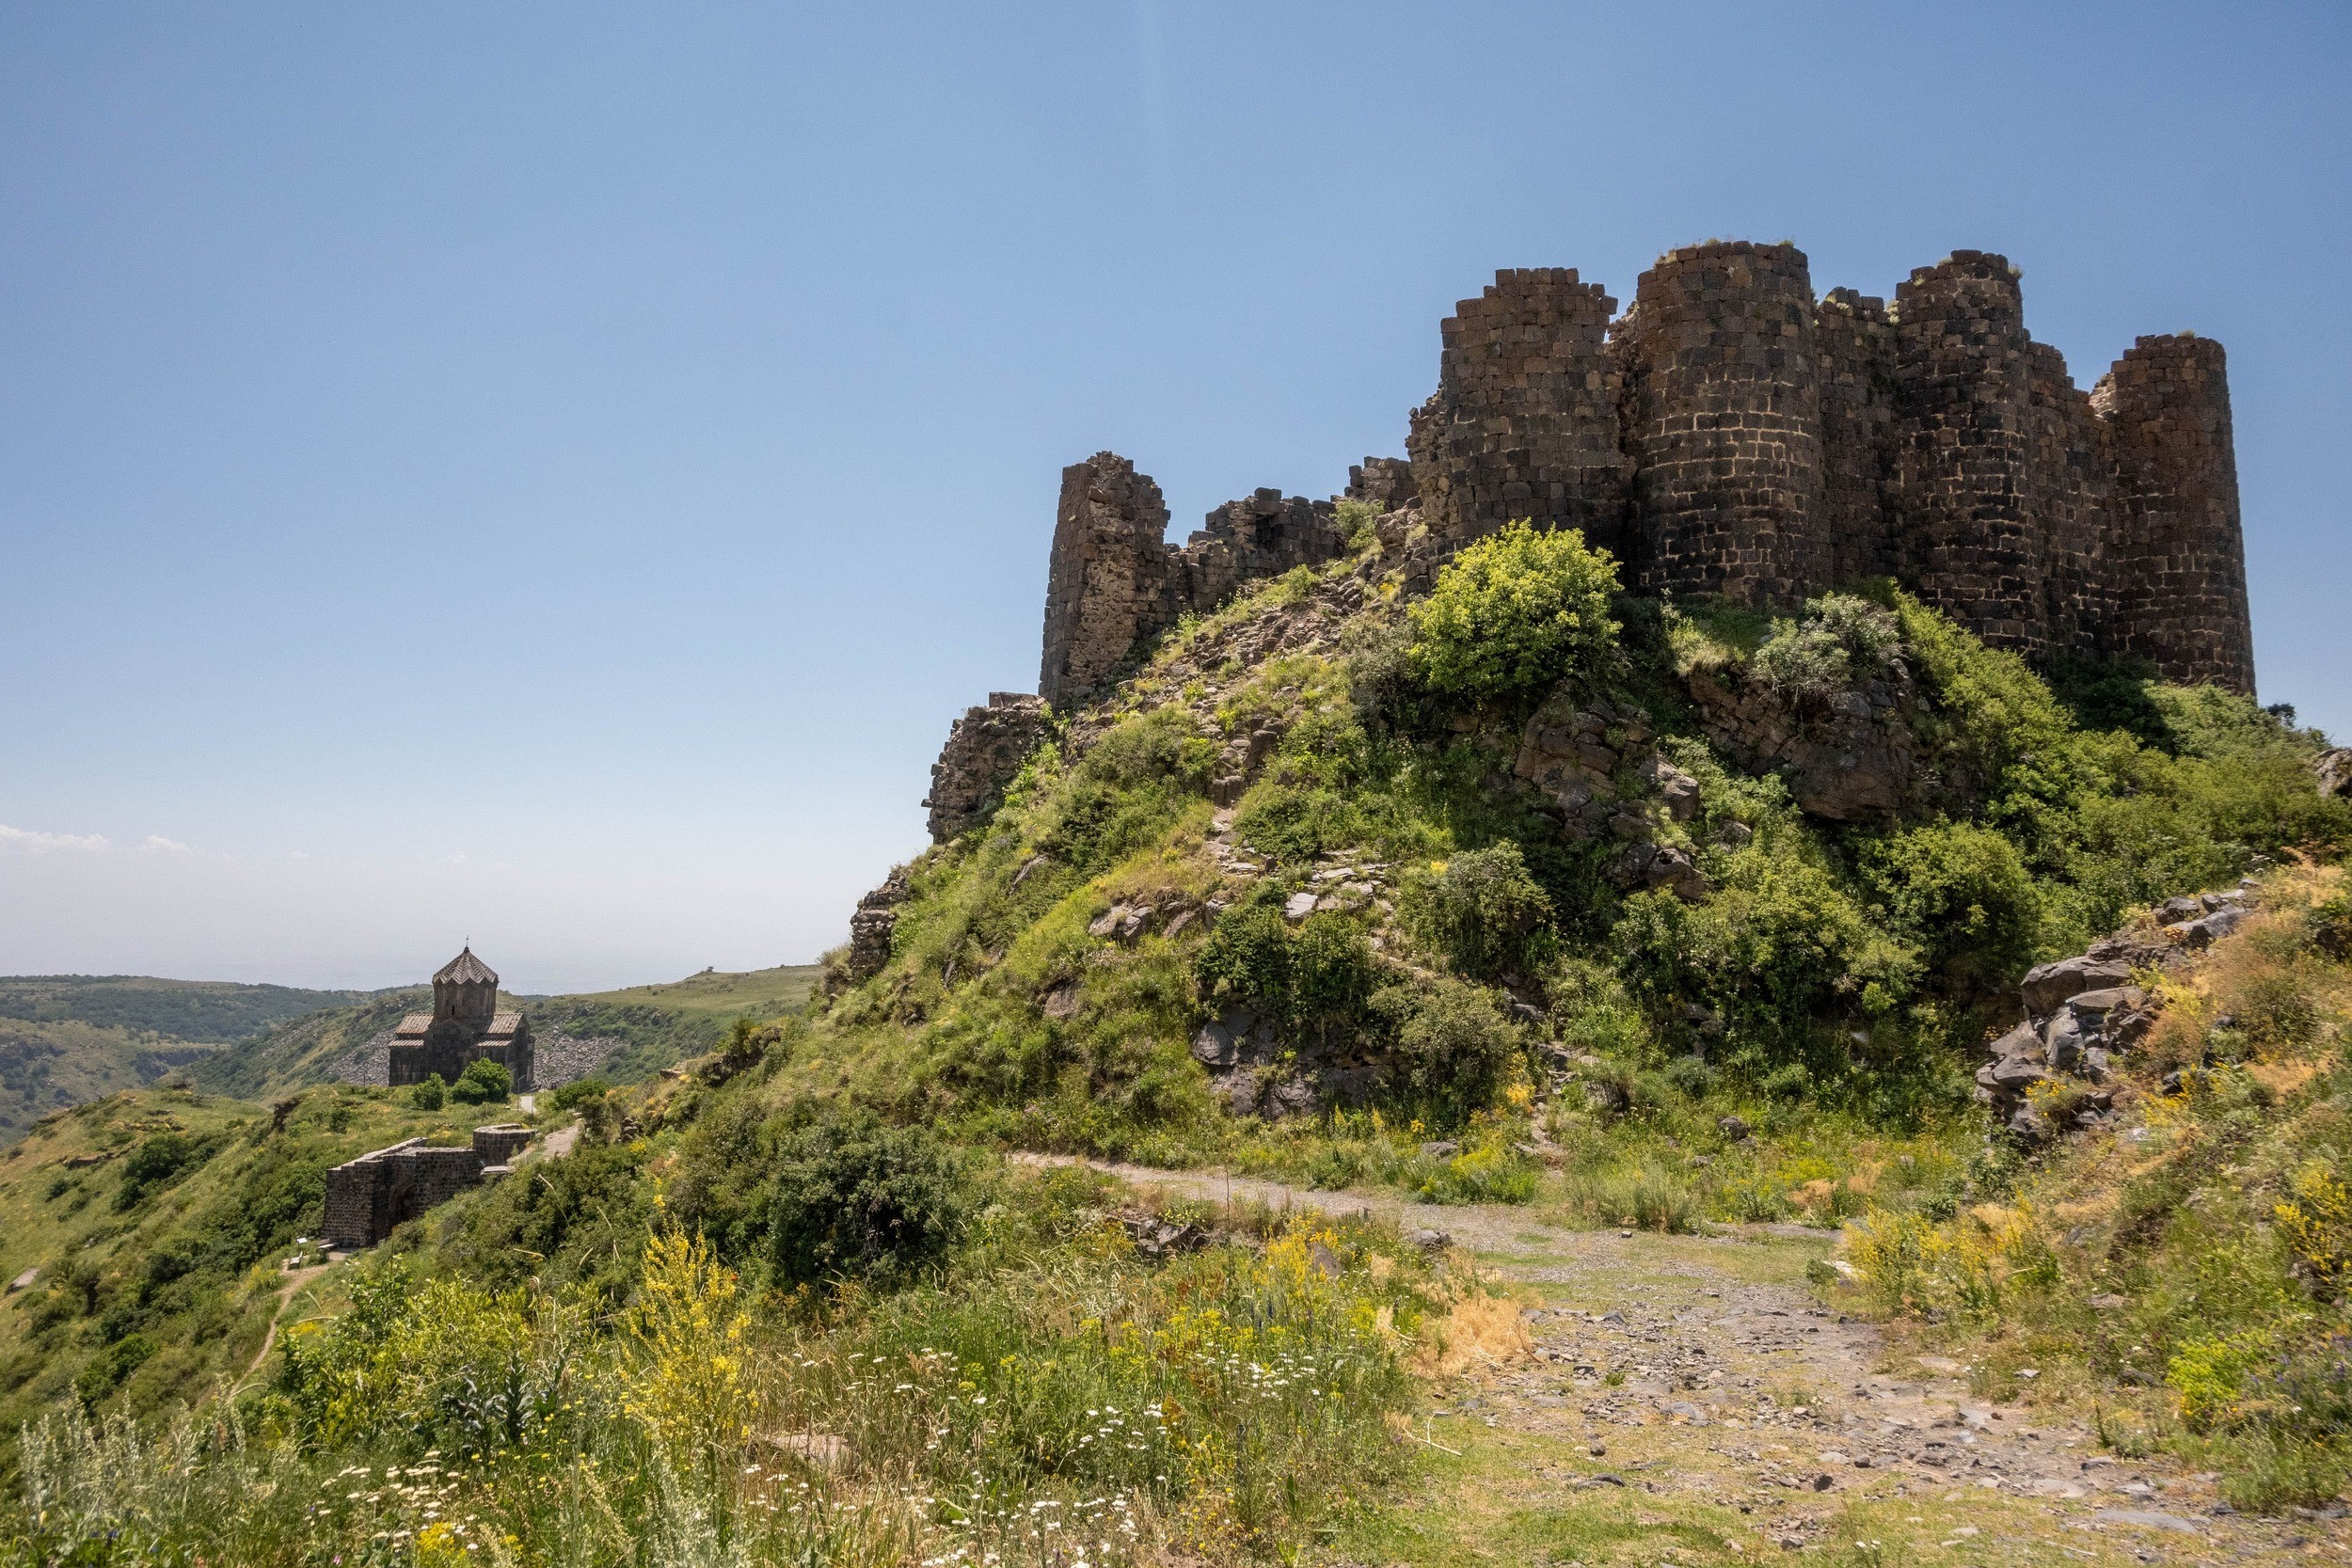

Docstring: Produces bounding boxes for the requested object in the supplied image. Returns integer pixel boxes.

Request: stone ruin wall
[1405,241,2255,693]
[1036,452,1351,713]
[322,1124,533,1249]
[920,239,2255,855]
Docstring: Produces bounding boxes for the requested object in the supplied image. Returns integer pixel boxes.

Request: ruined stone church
[386,946,533,1092]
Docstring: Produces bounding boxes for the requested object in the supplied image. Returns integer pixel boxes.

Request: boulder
[2021,956,2134,1017]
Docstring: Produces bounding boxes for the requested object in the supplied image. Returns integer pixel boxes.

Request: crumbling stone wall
[1036,454,1349,713]
[1040,453,1174,708]
[1622,242,1827,604]
[926,693,1050,843]
[1344,456,1417,513]
[2097,335,2256,692]
[1406,267,1629,556]
[322,1124,530,1248]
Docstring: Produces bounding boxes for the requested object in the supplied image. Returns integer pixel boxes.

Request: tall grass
[4,1201,1436,1564]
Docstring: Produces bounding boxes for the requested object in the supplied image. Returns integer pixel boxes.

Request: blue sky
[2,2,2345,991]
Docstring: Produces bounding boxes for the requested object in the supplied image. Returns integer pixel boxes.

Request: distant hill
[0,975,372,1042]
[0,975,379,1147]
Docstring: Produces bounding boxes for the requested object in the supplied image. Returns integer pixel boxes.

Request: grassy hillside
[1836,864,2352,1512]
[528,963,821,1084]
[0,1084,514,1466]
[185,990,430,1100]
[4,522,2346,1555]
[0,1020,213,1150]
[782,524,2345,1217]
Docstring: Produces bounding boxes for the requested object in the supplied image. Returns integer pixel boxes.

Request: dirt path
[244,1262,329,1379]
[1024,1154,2344,1565]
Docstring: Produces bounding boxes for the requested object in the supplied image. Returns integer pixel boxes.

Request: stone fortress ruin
[322,1122,533,1249]
[907,239,2258,889]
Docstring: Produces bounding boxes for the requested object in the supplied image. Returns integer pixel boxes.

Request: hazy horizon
[6,3,2347,991]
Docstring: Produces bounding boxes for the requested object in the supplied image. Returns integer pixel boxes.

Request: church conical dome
[434,946,499,988]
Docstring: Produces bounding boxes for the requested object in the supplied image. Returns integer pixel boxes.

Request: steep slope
[0,1019,214,1148]
[787,522,2345,1212]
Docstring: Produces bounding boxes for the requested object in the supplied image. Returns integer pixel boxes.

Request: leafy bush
[448,1058,512,1105]
[1750,592,1901,697]
[114,1132,200,1211]
[1194,906,1375,1046]
[1406,521,1620,702]
[1375,979,1521,1127]
[409,1072,447,1110]
[1863,820,2039,993]
[1407,840,1555,980]
[765,1112,976,1291]
[544,1075,609,1113]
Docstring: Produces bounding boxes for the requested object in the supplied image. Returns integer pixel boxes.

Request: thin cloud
[142,835,193,853]
[0,823,110,852]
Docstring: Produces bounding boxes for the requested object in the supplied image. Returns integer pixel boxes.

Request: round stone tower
[1623,241,1827,606]
[1890,251,2046,657]
[2096,334,2255,694]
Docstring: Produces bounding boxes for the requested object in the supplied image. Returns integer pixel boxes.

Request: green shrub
[1864,820,2039,992]
[544,1075,609,1113]
[1406,521,1620,702]
[448,1058,512,1105]
[1195,906,1375,1047]
[765,1112,975,1291]
[1375,979,1520,1127]
[1750,593,1901,698]
[115,1133,199,1211]
[408,1072,446,1111]
[1408,840,1555,979]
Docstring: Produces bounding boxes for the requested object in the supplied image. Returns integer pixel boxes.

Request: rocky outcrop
[1189,1006,1378,1121]
[925,693,1050,843]
[1977,882,2252,1142]
[1683,661,1919,822]
[1512,691,1707,898]
[2318,748,2351,800]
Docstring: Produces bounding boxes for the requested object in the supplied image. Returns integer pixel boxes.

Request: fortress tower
[2097,335,2256,692]
[1620,242,1828,604]
[1406,268,1629,556]
[1024,242,2256,725]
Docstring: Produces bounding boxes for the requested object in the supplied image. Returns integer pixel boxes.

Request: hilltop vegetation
[787,521,2344,1218]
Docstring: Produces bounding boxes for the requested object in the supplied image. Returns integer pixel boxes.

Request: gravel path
[1020,1153,2344,1562]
